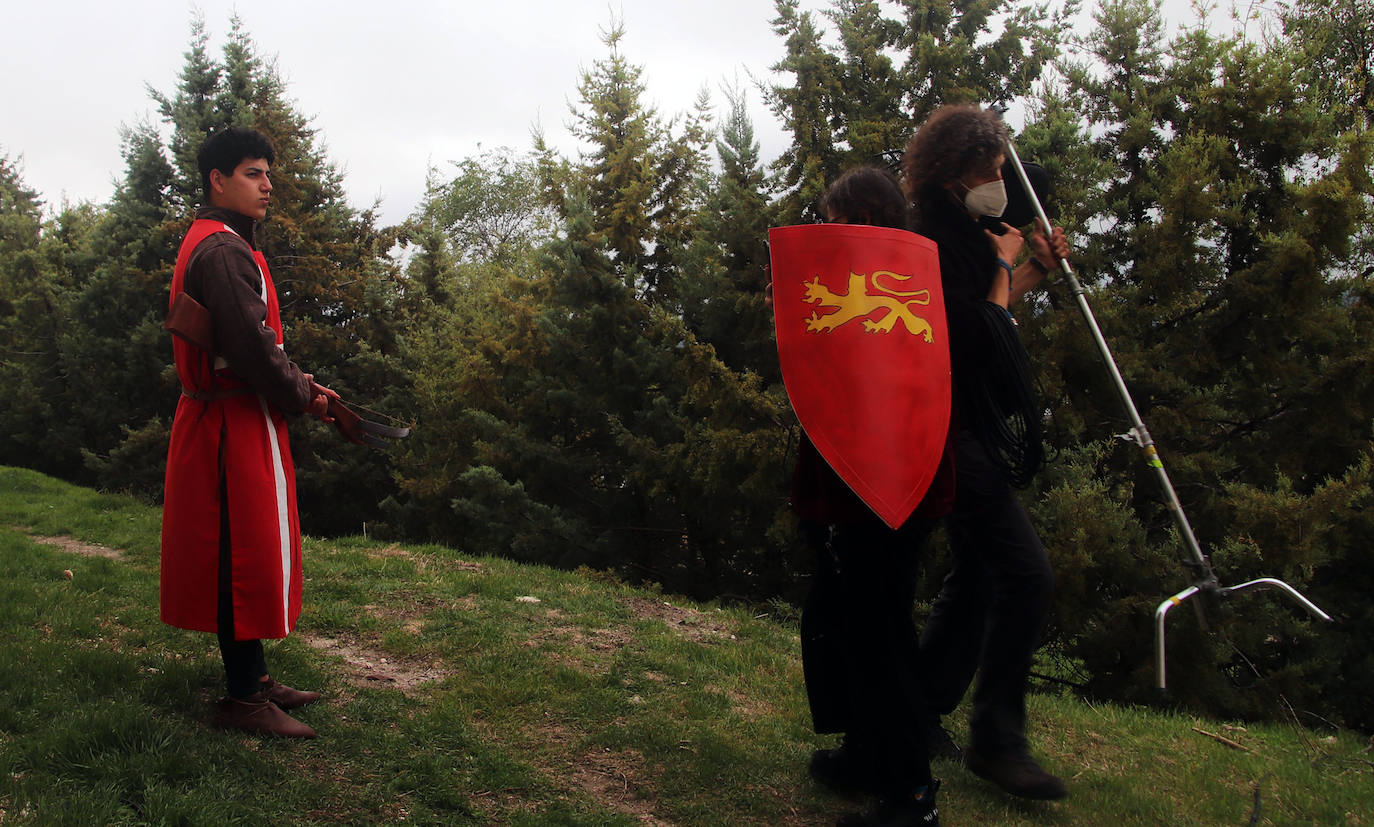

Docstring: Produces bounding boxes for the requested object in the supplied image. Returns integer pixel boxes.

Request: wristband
[997,258,1014,279]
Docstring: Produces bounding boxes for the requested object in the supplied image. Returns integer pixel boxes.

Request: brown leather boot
[260,677,321,710]
[212,693,317,738]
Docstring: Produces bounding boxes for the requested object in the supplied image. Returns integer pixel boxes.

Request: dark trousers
[216,476,266,699]
[801,516,935,794]
[921,431,1053,755]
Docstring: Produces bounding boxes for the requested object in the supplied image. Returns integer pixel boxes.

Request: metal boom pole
[1001,137,1334,689]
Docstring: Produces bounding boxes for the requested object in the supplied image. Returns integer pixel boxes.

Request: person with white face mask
[956,176,1010,219]
[901,104,1073,805]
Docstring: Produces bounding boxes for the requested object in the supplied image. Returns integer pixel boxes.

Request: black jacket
[916,193,1043,486]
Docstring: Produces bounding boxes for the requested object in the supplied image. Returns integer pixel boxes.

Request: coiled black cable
[964,301,1045,487]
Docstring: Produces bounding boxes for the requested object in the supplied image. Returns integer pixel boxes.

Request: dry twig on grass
[1192,726,1251,752]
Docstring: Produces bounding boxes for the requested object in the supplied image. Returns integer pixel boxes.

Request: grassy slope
[0,465,1368,826]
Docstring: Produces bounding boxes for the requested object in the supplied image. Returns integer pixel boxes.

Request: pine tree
[0,155,80,477]
[149,11,220,212]
[827,0,908,163]
[1277,0,1374,277]
[567,21,661,289]
[643,88,713,309]
[562,19,711,305]
[0,154,42,253]
[679,86,778,381]
[1277,0,1373,133]
[404,224,458,310]
[58,121,180,493]
[185,16,408,530]
[895,0,1066,121]
[765,0,1065,222]
[766,0,843,224]
[1029,0,1374,725]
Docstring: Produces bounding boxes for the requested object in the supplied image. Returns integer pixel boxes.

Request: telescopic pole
[1001,137,1333,689]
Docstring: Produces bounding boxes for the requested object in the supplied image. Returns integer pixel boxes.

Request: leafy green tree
[0,126,180,495]
[387,109,804,595]
[395,185,799,598]
[380,147,559,543]
[381,260,549,547]
[415,148,558,267]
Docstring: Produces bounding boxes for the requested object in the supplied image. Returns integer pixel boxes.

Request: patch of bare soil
[297,633,453,695]
[568,746,672,826]
[358,595,448,634]
[471,715,673,826]
[30,534,121,559]
[620,596,734,643]
[521,608,636,674]
[297,549,477,697]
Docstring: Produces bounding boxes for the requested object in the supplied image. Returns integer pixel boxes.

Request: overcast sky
[5,0,1212,226]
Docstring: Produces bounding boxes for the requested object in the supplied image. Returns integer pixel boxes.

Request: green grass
[1,465,1370,825]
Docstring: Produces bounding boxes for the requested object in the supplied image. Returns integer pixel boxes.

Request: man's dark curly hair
[901,105,1007,210]
[819,165,909,230]
[197,127,276,199]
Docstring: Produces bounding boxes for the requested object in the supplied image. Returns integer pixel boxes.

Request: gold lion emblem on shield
[802,270,934,340]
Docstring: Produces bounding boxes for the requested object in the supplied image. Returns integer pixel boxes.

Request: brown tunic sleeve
[185,236,314,414]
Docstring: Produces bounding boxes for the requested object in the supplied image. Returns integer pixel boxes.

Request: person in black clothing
[901,105,1070,800]
[795,166,953,826]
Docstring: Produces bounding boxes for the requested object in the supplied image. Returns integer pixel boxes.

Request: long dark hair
[819,166,910,230]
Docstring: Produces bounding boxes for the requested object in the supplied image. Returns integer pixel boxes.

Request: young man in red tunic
[161,126,335,738]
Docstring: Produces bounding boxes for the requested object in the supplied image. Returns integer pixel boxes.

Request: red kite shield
[770,224,950,529]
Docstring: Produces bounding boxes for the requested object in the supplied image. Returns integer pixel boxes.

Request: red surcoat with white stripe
[161,219,302,640]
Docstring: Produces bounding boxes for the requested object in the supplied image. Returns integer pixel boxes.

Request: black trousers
[216,475,266,699]
[920,431,1053,755]
[801,516,935,794]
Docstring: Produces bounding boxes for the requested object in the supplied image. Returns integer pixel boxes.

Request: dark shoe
[212,693,317,738]
[260,677,321,710]
[925,718,963,763]
[965,748,1066,800]
[836,780,940,826]
[810,738,881,797]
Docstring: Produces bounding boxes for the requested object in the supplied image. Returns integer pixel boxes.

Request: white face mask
[962,179,1008,217]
